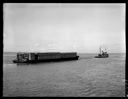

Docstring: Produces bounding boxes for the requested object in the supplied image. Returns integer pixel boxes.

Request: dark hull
[13,56,79,63]
[94,56,108,58]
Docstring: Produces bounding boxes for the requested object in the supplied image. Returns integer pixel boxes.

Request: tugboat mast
[99,46,101,54]
[105,48,107,53]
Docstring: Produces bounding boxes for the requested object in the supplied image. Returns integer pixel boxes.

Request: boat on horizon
[94,47,109,58]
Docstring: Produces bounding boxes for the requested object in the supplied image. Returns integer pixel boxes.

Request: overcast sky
[4,3,125,53]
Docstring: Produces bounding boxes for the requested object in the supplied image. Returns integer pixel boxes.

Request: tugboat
[95,47,109,58]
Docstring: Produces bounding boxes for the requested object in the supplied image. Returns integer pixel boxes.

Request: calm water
[3,52,125,97]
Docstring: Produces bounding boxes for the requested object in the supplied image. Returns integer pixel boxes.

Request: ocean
[3,52,125,97]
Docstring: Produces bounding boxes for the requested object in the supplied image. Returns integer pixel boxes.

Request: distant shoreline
[3,52,126,54]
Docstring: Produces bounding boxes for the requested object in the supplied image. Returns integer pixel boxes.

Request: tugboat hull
[94,56,108,58]
[94,54,109,58]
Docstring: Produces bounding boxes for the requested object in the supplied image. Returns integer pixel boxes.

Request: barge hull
[13,52,79,63]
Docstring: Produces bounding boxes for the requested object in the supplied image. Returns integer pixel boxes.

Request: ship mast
[99,46,101,54]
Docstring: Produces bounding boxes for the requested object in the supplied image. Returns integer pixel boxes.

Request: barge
[13,52,79,63]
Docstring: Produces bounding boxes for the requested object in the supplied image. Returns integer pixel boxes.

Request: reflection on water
[3,53,125,97]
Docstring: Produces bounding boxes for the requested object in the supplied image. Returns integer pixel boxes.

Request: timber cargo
[13,52,79,63]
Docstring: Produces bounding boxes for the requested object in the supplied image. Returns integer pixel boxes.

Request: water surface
[3,52,125,97]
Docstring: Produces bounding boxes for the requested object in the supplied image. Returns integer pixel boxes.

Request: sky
[3,3,125,53]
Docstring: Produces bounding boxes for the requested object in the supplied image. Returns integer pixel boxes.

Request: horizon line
[3,51,126,54]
